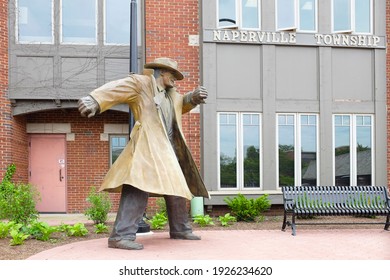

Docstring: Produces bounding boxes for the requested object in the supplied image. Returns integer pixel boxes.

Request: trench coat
[89,69,209,200]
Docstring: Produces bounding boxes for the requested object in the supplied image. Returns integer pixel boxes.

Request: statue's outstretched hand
[191,86,208,105]
[78,96,100,118]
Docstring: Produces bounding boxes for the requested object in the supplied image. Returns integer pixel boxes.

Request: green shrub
[0,164,39,225]
[65,223,89,237]
[148,212,168,230]
[218,213,237,227]
[9,223,29,246]
[94,223,109,234]
[84,187,112,224]
[0,221,15,238]
[28,221,58,241]
[193,214,215,227]
[224,193,271,222]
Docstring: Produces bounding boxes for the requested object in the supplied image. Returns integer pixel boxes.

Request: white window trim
[276,113,320,187]
[217,112,263,190]
[15,0,55,44]
[332,114,375,186]
[217,0,261,30]
[331,0,373,35]
[60,0,98,45]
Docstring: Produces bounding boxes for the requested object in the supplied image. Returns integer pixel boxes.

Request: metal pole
[130,0,150,234]
[129,0,137,134]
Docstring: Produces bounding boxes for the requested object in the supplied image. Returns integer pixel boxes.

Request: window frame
[332,114,374,186]
[275,0,318,32]
[331,0,373,34]
[109,134,128,166]
[276,113,320,187]
[60,0,98,45]
[217,0,261,30]
[15,0,54,44]
[217,112,263,190]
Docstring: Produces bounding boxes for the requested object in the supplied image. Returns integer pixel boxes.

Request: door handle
[59,169,64,182]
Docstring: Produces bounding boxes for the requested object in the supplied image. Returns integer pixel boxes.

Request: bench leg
[385,215,390,231]
[282,212,287,231]
[291,213,297,236]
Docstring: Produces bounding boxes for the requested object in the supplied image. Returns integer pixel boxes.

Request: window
[16,0,53,43]
[61,0,97,44]
[332,0,372,34]
[110,135,128,166]
[218,113,262,189]
[218,0,261,29]
[276,0,317,32]
[278,114,318,187]
[333,115,373,186]
[104,0,130,45]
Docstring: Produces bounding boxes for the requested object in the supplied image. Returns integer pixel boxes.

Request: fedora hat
[144,57,184,80]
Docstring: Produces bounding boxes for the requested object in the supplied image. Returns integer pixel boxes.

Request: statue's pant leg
[109,185,149,241]
[164,195,192,235]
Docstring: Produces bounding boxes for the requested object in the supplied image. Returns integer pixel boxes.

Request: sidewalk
[27,214,390,260]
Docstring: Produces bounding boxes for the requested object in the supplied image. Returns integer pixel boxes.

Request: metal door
[29,134,67,212]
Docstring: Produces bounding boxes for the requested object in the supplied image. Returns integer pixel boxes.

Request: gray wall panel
[16,56,54,88]
[216,44,261,100]
[332,49,373,101]
[61,57,98,88]
[275,46,318,101]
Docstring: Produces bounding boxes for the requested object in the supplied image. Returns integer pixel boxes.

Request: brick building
[1,0,202,213]
[0,0,388,215]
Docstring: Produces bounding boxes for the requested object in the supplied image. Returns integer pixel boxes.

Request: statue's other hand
[78,96,99,118]
[191,86,208,105]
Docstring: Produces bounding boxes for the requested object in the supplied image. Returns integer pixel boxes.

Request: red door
[29,134,67,213]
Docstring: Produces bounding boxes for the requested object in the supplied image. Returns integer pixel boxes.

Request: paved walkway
[27,214,390,260]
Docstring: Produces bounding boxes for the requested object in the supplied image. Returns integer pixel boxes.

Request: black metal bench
[281,186,390,235]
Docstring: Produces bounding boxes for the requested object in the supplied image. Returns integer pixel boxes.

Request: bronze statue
[78,57,209,250]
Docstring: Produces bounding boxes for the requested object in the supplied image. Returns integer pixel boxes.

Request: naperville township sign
[209,29,384,48]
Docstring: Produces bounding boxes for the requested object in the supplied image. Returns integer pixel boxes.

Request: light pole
[129,0,150,234]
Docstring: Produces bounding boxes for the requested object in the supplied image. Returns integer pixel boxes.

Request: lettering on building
[211,30,382,48]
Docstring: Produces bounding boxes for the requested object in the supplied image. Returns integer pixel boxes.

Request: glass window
[219,113,237,188]
[17,0,53,43]
[278,114,295,186]
[276,0,317,32]
[355,0,371,33]
[218,113,262,189]
[61,0,97,44]
[243,114,260,188]
[333,115,373,186]
[333,0,371,33]
[218,0,260,29]
[299,0,316,31]
[300,114,317,185]
[277,0,296,30]
[278,114,318,187]
[110,135,128,166]
[105,0,130,44]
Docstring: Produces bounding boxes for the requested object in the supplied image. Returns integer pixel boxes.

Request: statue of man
[78,57,209,250]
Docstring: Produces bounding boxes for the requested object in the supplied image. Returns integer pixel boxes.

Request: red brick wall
[387,0,390,189]
[0,0,11,179]
[145,0,201,166]
[27,109,126,212]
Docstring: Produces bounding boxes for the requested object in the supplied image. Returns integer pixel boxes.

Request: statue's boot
[108,185,149,250]
[164,195,201,240]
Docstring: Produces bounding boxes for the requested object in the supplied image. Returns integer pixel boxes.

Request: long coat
[89,69,209,200]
